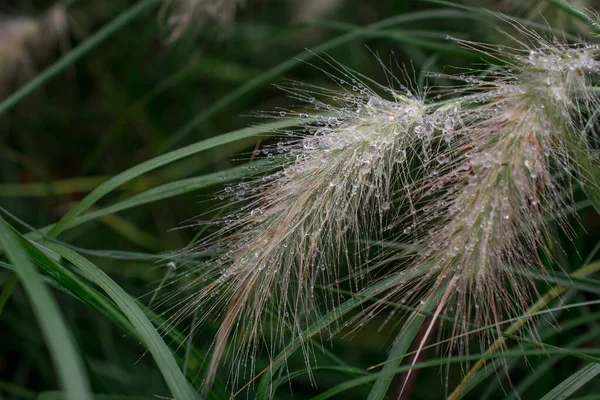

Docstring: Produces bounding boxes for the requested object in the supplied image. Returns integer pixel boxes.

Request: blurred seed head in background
[0,5,69,99]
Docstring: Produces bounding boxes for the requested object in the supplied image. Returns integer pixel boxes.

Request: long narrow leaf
[367,292,443,400]
[0,217,92,400]
[48,244,196,400]
[540,363,600,400]
[48,118,306,237]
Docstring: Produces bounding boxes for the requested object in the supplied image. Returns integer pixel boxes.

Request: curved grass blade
[0,217,92,400]
[256,264,600,399]
[508,330,600,400]
[0,162,262,246]
[0,0,160,117]
[462,309,600,400]
[254,269,424,399]
[515,270,600,296]
[47,244,197,400]
[423,0,583,40]
[540,363,600,400]
[48,118,306,238]
[19,238,134,332]
[0,176,112,197]
[456,300,600,399]
[68,161,268,229]
[366,290,444,400]
[1,240,226,398]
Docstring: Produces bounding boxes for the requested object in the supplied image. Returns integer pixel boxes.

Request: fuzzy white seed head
[159,24,600,396]
[363,33,600,375]
[161,74,426,393]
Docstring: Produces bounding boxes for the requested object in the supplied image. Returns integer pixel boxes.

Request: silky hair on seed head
[356,27,600,396]
[156,60,428,394]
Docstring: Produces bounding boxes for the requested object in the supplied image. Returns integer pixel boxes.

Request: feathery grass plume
[161,66,427,393]
[360,29,600,394]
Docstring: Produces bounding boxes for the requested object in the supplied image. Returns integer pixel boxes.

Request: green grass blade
[448,261,600,399]
[1,239,226,397]
[508,330,600,400]
[547,0,600,34]
[0,162,261,244]
[0,217,92,400]
[48,118,304,238]
[540,363,600,400]
[47,244,197,400]
[461,315,600,400]
[1,233,134,333]
[366,293,442,400]
[0,176,112,197]
[12,233,139,328]
[70,162,267,228]
[254,268,425,398]
[0,0,159,117]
